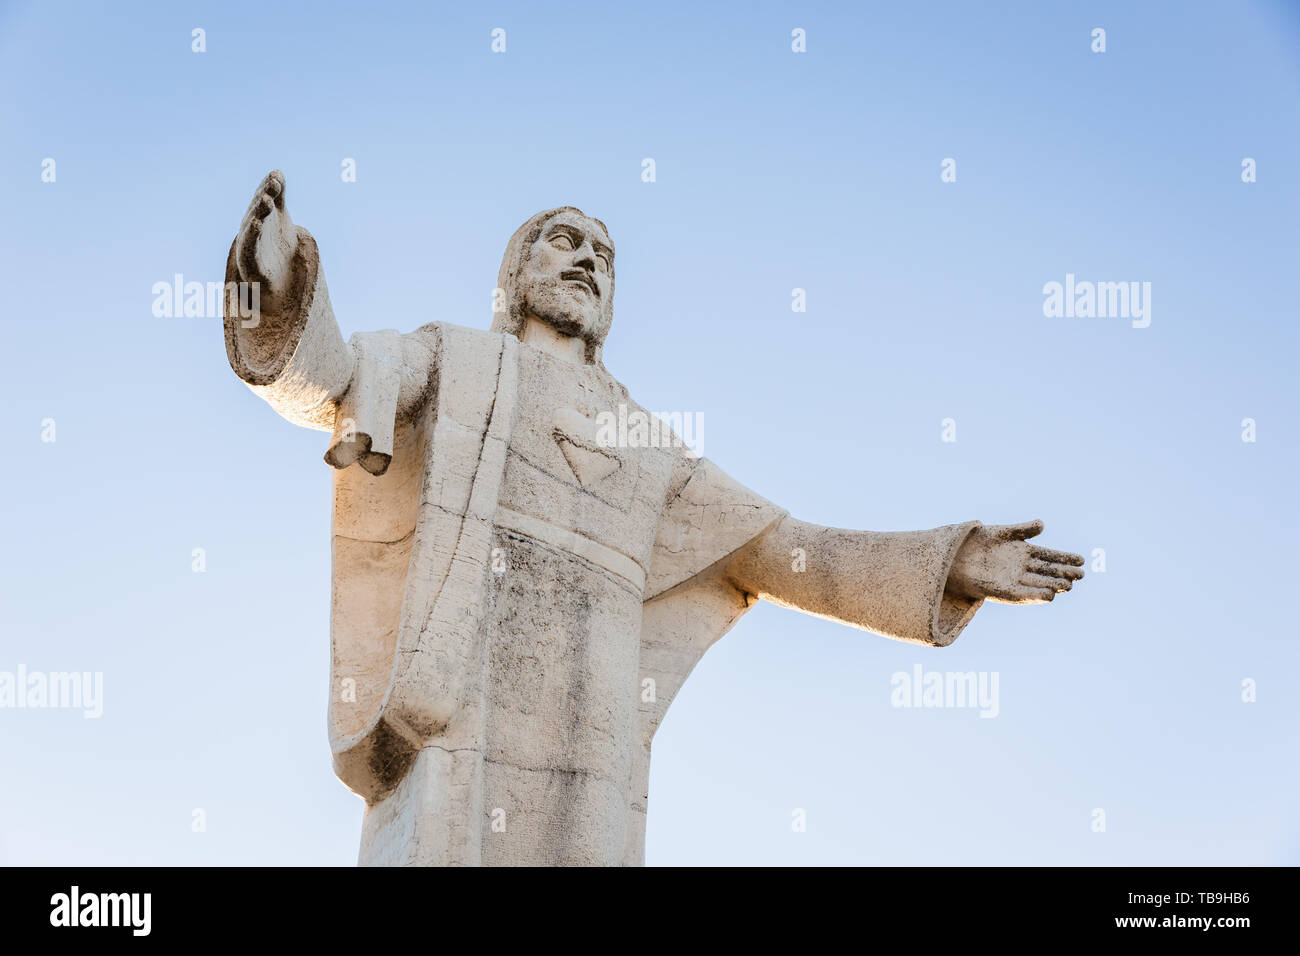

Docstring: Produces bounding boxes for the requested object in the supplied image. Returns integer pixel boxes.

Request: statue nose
[573,241,596,271]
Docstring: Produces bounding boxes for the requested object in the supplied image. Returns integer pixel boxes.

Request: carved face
[516,211,614,348]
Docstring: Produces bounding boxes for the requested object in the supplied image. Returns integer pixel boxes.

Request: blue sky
[1,0,1297,865]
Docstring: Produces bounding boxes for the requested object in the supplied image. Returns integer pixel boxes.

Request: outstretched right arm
[223,171,432,474]
[224,169,355,432]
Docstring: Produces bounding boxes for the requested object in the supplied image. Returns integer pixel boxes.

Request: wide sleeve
[223,228,434,476]
[223,227,354,432]
[724,516,986,647]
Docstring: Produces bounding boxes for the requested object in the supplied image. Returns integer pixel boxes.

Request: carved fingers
[1027,557,1085,581]
[1015,543,1084,602]
[1001,582,1056,604]
[235,170,295,296]
[1028,544,1084,568]
[950,520,1085,605]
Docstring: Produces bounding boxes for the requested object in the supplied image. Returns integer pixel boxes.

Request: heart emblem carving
[552,406,621,486]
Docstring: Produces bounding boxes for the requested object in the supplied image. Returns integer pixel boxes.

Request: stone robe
[223,228,984,866]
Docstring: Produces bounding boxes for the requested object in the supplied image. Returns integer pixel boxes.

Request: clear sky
[1,0,1297,866]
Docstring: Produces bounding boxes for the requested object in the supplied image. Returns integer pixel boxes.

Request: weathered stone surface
[223,171,1084,866]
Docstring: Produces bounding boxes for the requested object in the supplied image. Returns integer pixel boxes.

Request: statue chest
[493,348,680,589]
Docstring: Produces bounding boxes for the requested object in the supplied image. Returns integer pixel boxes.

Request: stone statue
[223,171,1084,866]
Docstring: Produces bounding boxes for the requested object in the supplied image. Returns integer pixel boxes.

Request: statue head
[492,207,615,362]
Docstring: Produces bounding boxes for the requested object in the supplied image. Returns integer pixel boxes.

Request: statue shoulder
[409,321,512,361]
[647,456,787,601]
[411,320,505,342]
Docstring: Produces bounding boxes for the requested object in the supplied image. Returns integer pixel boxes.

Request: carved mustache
[559,269,599,298]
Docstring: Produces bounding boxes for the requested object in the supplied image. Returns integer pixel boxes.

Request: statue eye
[596,253,611,273]
[549,234,575,251]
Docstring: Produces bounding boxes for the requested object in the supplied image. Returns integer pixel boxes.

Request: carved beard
[517,275,608,350]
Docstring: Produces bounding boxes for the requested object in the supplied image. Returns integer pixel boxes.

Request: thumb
[990,519,1044,541]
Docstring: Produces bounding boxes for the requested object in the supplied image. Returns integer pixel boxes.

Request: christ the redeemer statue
[222,171,1083,866]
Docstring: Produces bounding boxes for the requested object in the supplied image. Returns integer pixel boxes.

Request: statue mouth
[560,270,599,298]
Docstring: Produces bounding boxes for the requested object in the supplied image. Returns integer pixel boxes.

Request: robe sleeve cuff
[324,331,404,476]
[929,521,984,646]
[223,228,354,432]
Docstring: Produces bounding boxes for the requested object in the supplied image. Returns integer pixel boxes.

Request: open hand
[946,520,1084,605]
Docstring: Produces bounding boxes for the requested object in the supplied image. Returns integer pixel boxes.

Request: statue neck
[520,317,590,365]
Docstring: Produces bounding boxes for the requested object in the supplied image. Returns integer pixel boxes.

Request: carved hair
[490,207,616,361]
